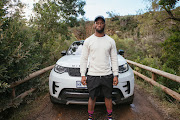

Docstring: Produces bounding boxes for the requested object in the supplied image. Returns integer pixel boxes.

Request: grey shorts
[86,74,113,100]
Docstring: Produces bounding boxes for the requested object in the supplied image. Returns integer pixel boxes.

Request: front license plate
[76,81,87,88]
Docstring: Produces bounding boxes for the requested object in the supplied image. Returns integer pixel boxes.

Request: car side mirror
[118,49,124,56]
[61,50,67,56]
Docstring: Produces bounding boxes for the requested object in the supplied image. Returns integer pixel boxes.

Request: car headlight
[118,63,129,73]
[54,64,67,74]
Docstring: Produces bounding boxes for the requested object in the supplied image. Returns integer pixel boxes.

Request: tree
[0,0,41,90]
[0,1,45,114]
[0,0,9,92]
[161,28,180,75]
[106,11,120,21]
[0,0,85,114]
[150,0,180,22]
[32,0,86,64]
[33,0,85,35]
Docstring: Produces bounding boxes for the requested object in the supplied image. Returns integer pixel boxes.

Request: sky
[21,0,180,21]
[83,0,149,20]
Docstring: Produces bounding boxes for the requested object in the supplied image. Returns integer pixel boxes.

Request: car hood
[117,55,127,66]
[56,55,127,68]
[56,55,81,68]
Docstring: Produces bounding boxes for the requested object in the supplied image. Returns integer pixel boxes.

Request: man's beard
[96,27,104,33]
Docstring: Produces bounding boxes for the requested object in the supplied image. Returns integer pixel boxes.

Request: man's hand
[81,76,87,85]
[113,76,118,86]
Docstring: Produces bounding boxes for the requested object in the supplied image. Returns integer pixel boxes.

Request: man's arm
[81,76,87,85]
[113,76,118,86]
[110,40,119,86]
[80,40,89,85]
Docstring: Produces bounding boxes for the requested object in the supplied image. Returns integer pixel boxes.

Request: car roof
[74,40,84,43]
[72,40,84,45]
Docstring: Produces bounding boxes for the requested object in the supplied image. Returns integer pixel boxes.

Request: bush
[111,34,143,60]
[161,29,180,75]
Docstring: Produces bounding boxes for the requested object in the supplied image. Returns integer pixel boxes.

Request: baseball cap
[94,15,105,23]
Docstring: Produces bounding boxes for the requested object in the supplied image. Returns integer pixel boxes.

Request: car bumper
[50,88,134,105]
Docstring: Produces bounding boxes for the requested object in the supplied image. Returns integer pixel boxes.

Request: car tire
[50,95,57,104]
[125,99,133,105]
[125,94,134,105]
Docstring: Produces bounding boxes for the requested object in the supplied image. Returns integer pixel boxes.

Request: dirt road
[25,85,175,120]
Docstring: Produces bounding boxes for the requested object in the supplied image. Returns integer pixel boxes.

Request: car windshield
[67,41,83,55]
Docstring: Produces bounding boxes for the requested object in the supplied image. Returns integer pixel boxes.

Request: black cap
[94,15,105,23]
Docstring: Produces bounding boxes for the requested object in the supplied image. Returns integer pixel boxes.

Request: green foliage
[0,14,41,83]
[0,81,10,93]
[105,14,138,38]
[134,56,179,99]
[0,1,44,113]
[107,8,179,101]
[161,28,180,75]
[72,18,87,40]
[153,86,166,100]
[118,16,138,32]
[0,0,85,113]
[111,34,142,60]
[158,0,178,10]
[135,56,162,69]
[151,0,179,11]
[32,0,85,66]
[134,56,162,78]
[150,0,180,22]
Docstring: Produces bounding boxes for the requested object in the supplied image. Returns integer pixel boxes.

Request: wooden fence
[9,65,55,100]
[126,60,180,101]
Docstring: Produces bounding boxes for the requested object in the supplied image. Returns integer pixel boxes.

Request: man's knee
[89,97,96,102]
[105,97,112,102]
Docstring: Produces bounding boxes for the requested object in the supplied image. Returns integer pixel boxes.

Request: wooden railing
[9,65,55,100]
[126,59,180,101]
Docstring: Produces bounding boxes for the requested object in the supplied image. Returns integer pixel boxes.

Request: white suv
[49,40,134,105]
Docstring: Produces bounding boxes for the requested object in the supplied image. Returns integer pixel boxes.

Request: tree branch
[162,5,180,21]
[154,17,172,24]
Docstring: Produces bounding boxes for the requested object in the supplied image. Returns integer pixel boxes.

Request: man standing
[80,15,119,120]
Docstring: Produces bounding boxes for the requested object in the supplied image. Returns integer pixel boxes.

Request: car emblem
[72,65,80,68]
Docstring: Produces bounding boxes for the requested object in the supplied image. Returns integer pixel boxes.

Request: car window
[67,42,83,55]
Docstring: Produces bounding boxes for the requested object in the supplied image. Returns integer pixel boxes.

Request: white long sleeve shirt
[80,34,118,76]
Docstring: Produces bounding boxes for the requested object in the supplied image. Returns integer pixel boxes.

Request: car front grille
[59,88,89,101]
[58,88,124,102]
[68,68,81,77]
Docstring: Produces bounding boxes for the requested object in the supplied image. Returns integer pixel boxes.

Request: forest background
[0,0,179,116]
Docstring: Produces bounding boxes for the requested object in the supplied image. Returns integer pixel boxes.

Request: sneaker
[88,113,93,120]
[107,113,112,120]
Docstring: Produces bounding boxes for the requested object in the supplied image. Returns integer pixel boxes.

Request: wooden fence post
[152,72,156,81]
[12,88,16,98]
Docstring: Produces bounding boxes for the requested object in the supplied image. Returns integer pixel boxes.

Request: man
[80,15,119,120]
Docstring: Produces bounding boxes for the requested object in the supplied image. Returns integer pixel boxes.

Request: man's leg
[88,97,96,111]
[101,74,113,119]
[105,97,112,110]
[105,97,113,120]
[88,97,96,120]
